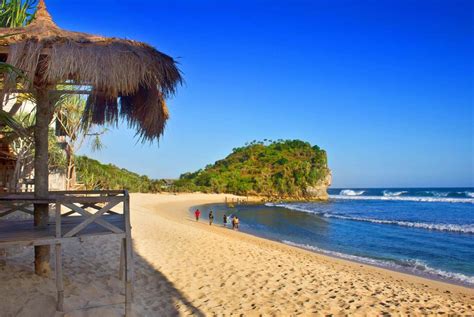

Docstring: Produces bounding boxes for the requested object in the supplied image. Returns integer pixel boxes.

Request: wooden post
[0,247,5,267]
[55,243,64,312]
[55,202,61,238]
[124,191,133,316]
[34,87,53,277]
[55,202,64,311]
[119,239,125,280]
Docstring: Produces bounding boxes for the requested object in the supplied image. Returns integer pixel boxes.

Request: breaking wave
[266,203,474,234]
[383,190,408,196]
[282,240,474,287]
[339,189,365,196]
[330,194,474,204]
[331,189,474,200]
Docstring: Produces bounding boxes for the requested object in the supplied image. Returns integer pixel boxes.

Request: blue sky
[48,0,473,188]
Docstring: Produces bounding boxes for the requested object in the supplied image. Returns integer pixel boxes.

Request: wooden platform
[0,190,133,316]
[0,214,125,246]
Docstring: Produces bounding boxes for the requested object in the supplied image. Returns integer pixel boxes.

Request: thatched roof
[0,0,182,141]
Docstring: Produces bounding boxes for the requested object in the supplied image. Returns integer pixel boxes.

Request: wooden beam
[0,233,127,248]
[55,203,61,238]
[50,190,125,195]
[0,202,33,218]
[57,196,124,204]
[124,191,133,316]
[55,243,64,312]
[119,240,125,281]
[81,203,120,215]
[60,210,76,217]
[63,199,122,237]
[62,202,124,234]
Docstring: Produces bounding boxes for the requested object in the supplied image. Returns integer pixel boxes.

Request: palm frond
[0,0,37,28]
[0,108,28,136]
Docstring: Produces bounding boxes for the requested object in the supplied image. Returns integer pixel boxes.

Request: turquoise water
[194,187,474,287]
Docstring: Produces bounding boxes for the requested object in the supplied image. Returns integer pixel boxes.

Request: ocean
[194,187,474,287]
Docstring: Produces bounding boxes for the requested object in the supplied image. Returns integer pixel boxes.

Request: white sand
[0,193,473,316]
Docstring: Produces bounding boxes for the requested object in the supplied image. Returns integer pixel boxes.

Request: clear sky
[48,0,473,188]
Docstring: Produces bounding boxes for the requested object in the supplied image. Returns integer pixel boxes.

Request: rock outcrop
[305,169,332,201]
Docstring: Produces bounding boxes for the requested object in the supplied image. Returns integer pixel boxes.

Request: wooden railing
[0,190,133,316]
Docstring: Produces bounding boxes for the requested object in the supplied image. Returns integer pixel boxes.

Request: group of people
[194,209,240,230]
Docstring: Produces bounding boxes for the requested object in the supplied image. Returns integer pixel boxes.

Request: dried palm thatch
[0,0,181,141]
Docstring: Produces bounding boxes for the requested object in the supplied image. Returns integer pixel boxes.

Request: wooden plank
[63,202,124,234]
[83,203,121,215]
[1,215,125,246]
[61,210,76,217]
[0,202,33,217]
[16,206,34,216]
[56,196,124,204]
[82,203,121,215]
[124,191,133,316]
[124,237,132,317]
[63,199,122,238]
[55,243,64,312]
[55,203,61,238]
[0,208,17,218]
[0,194,53,203]
[119,238,125,281]
[0,233,126,248]
[51,190,125,195]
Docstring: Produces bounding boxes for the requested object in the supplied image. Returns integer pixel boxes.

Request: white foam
[323,214,474,234]
[466,192,474,198]
[383,190,408,197]
[266,203,474,234]
[339,189,365,196]
[282,240,474,286]
[330,194,474,204]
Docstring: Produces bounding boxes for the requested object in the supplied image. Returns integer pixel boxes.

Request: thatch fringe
[0,0,181,141]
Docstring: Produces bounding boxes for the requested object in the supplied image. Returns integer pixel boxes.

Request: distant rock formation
[173,139,332,201]
[305,170,332,201]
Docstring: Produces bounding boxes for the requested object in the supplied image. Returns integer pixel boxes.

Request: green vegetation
[0,0,37,28]
[74,139,330,198]
[75,156,165,193]
[173,139,330,198]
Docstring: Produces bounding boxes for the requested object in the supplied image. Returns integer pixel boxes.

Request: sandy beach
[0,193,473,316]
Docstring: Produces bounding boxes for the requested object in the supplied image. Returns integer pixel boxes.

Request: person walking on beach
[223,214,228,227]
[232,216,240,230]
[209,210,214,225]
[194,209,201,221]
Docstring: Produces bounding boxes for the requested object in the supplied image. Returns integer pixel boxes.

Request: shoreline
[192,201,474,289]
[131,193,472,315]
[1,192,472,316]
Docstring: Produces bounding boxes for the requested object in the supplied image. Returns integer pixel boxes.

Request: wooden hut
[0,1,181,315]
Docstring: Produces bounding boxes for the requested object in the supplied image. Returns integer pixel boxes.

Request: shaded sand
[0,193,473,316]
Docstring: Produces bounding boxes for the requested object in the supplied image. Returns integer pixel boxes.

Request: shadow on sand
[0,236,205,317]
[132,250,205,317]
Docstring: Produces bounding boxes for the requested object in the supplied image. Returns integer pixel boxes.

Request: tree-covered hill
[173,140,331,199]
[76,156,164,193]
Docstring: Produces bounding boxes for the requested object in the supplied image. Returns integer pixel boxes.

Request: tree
[55,95,106,190]
[0,0,37,28]
[172,139,330,199]
[6,112,34,191]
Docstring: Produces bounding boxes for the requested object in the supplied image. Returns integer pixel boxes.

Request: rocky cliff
[305,169,332,201]
[173,139,332,201]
